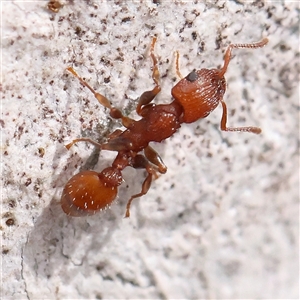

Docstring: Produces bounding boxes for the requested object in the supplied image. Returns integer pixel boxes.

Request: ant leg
[144,145,167,174]
[66,136,134,153]
[67,67,135,129]
[125,172,152,218]
[107,129,123,140]
[125,154,159,217]
[136,37,161,115]
[66,129,125,151]
[66,127,123,150]
[219,38,268,77]
[220,100,261,134]
[175,51,183,79]
[65,138,102,150]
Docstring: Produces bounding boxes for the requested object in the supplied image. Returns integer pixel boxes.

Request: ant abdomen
[61,170,118,217]
[172,69,226,123]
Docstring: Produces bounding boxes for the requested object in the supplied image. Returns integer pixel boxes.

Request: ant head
[171,68,226,123]
[61,170,118,217]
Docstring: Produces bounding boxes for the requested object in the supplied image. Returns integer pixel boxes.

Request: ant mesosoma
[61,36,268,218]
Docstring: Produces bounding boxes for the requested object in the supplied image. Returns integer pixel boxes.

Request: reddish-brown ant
[47,0,63,13]
[61,36,268,218]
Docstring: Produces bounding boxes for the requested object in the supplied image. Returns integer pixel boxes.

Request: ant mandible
[61,36,268,218]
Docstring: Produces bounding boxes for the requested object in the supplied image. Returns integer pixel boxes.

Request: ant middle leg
[67,67,135,129]
[66,129,123,149]
[144,145,167,174]
[136,37,162,115]
[65,138,102,150]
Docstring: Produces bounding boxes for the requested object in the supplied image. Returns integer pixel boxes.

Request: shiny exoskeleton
[61,36,268,217]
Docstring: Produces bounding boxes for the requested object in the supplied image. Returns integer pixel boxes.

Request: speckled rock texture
[2,1,299,299]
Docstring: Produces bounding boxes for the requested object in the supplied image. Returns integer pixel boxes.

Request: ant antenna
[219,38,268,77]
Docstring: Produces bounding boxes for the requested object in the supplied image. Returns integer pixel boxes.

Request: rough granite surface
[1,1,299,299]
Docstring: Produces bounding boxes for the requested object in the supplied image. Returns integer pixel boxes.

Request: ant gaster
[61,36,268,218]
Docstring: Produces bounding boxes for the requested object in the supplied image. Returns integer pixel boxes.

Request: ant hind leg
[125,154,159,217]
[125,172,153,218]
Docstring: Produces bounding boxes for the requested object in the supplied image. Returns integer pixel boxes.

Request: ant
[61,36,268,218]
[47,0,63,13]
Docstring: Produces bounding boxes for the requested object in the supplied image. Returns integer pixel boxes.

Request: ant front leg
[136,37,162,115]
[218,38,268,134]
[220,100,261,134]
[125,154,159,218]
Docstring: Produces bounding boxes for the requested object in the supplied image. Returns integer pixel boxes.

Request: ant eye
[186,71,198,82]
